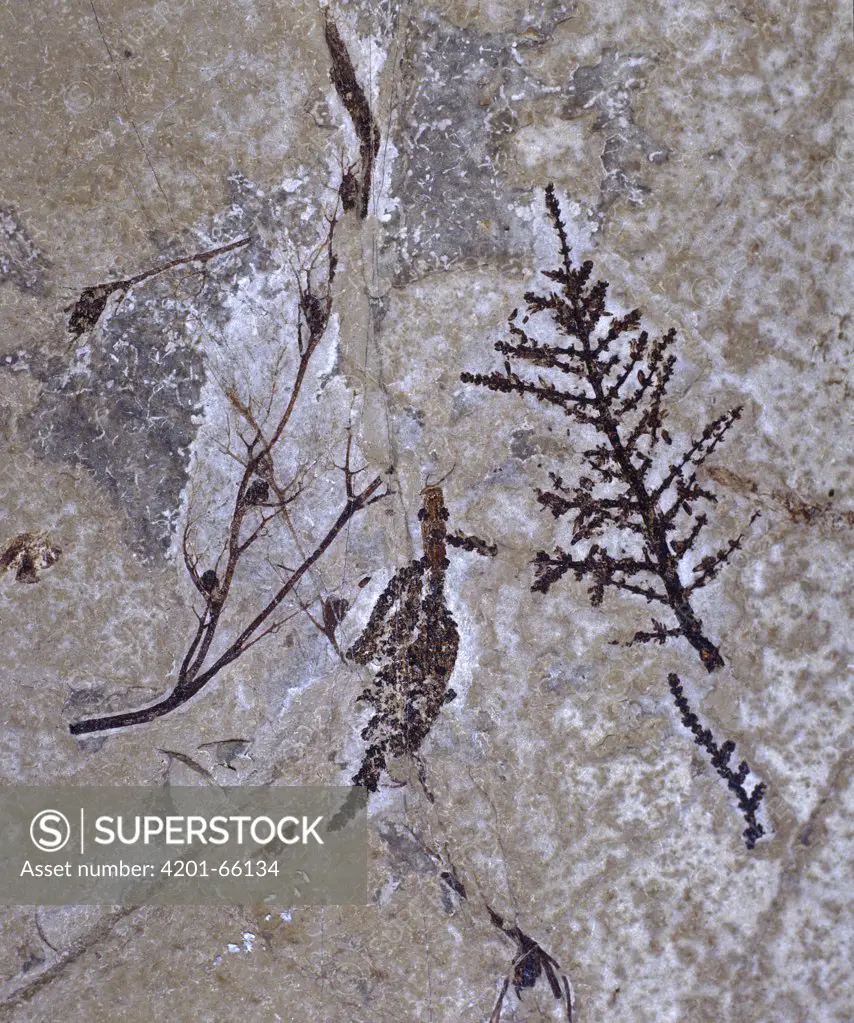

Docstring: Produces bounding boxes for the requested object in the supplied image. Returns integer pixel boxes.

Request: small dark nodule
[200,570,219,594]
[244,478,270,505]
[339,168,359,212]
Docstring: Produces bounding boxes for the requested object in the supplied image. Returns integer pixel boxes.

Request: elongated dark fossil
[324,12,380,219]
[65,237,250,338]
[669,673,765,849]
[330,485,495,828]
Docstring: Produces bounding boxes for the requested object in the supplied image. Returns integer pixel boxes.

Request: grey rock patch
[198,739,253,770]
[540,662,598,695]
[0,207,50,296]
[510,428,541,460]
[562,48,670,215]
[376,820,436,880]
[392,14,569,281]
[4,215,266,559]
[64,683,164,719]
[511,0,575,39]
[335,0,403,40]
[390,9,670,281]
[12,276,208,559]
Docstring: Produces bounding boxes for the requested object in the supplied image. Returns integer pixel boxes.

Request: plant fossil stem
[595,393,725,672]
[68,158,389,736]
[69,481,382,735]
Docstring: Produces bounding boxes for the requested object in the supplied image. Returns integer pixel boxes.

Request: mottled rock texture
[1,0,852,1020]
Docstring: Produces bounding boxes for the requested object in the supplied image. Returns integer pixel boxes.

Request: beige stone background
[1,0,852,1020]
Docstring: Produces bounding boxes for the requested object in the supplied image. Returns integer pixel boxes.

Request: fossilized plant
[461,185,765,847]
[69,204,387,736]
[330,485,495,827]
[68,16,387,737]
[487,905,573,1022]
[0,533,61,584]
[668,673,765,849]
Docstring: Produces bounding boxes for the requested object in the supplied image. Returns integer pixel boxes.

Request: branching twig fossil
[462,184,755,674]
[462,185,766,846]
[329,485,495,827]
[69,204,388,735]
[385,824,574,1020]
[65,236,251,338]
[68,14,382,736]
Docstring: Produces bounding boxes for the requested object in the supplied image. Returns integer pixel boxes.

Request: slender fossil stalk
[70,206,388,736]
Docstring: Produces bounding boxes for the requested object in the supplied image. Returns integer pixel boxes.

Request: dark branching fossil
[462,185,766,847]
[461,184,755,674]
[669,673,765,848]
[392,825,574,1020]
[330,486,495,828]
[488,906,573,1022]
[69,201,388,736]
